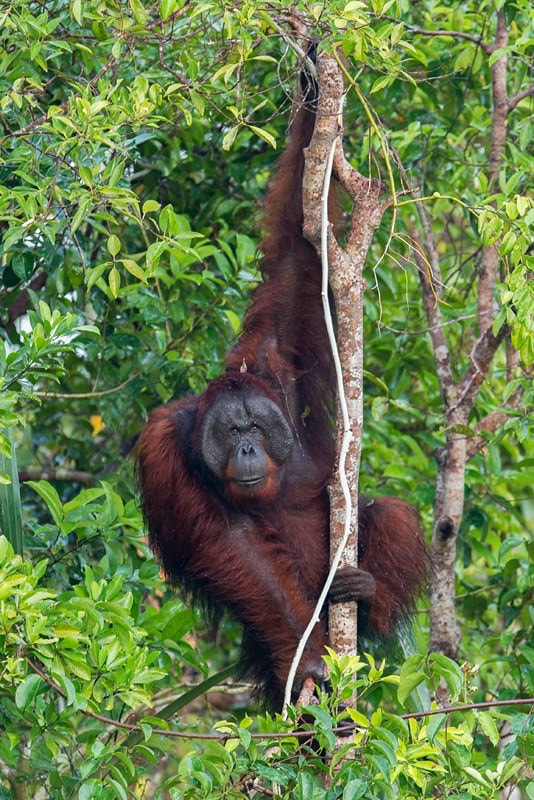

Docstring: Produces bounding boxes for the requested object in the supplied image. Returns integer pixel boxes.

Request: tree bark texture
[301,51,387,660]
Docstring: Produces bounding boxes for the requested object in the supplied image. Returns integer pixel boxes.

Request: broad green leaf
[142,200,161,215]
[109,267,121,297]
[224,309,241,334]
[477,710,500,746]
[370,75,392,94]
[426,713,447,743]
[26,480,63,528]
[222,125,239,151]
[121,259,147,283]
[71,0,83,24]
[249,125,276,149]
[161,0,177,20]
[15,674,42,710]
[398,672,426,706]
[107,235,121,257]
[0,429,23,554]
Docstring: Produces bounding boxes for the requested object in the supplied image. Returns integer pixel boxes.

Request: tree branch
[477,10,509,334]
[33,371,142,399]
[374,14,491,54]
[409,227,456,405]
[332,141,386,259]
[454,323,508,413]
[507,85,534,111]
[389,154,458,410]
[18,467,95,486]
[466,412,512,461]
[410,27,491,52]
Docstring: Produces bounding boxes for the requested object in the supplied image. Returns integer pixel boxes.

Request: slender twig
[408,27,491,53]
[402,697,534,720]
[373,14,491,54]
[33,371,142,399]
[377,310,492,336]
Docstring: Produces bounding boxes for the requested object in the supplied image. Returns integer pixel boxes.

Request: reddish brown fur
[138,77,427,709]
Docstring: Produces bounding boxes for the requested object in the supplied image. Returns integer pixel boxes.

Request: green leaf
[109,267,121,297]
[56,674,77,707]
[0,536,13,564]
[492,306,506,336]
[343,779,367,800]
[142,200,161,215]
[370,75,392,94]
[86,263,108,289]
[71,197,92,234]
[238,726,251,748]
[71,0,83,24]
[224,309,241,334]
[108,159,125,187]
[371,737,396,767]
[346,708,370,728]
[140,723,152,741]
[107,235,121,257]
[430,653,464,696]
[27,480,63,528]
[371,396,389,421]
[463,767,491,788]
[249,125,276,149]
[399,653,425,679]
[426,712,446,743]
[516,195,529,216]
[397,672,426,706]
[79,781,99,800]
[129,0,147,25]
[107,777,128,800]
[222,125,239,151]
[0,429,23,554]
[391,22,404,44]
[363,370,389,394]
[159,205,176,235]
[298,773,316,799]
[121,259,147,283]
[146,241,167,270]
[160,0,177,20]
[15,674,42,710]
[477,710,500,746]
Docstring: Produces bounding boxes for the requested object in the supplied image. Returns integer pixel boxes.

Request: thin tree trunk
[412,9,516,659]
[301,51,387,670]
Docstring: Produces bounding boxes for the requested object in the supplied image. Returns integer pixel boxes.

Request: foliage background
[0,0,532,798]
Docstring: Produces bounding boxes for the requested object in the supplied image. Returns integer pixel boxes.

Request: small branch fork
[282,50,388,716]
